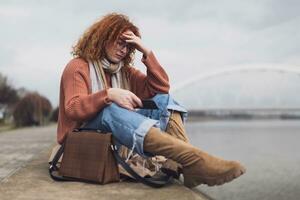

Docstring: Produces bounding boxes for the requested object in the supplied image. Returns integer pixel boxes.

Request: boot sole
[184,165,246,188]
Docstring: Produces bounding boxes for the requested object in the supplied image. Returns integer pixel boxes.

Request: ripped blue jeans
[81,93,188,158]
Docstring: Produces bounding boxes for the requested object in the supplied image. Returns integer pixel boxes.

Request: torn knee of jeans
[125,132,137,162]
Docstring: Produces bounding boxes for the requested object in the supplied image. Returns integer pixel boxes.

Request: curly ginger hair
[71,13,141,68]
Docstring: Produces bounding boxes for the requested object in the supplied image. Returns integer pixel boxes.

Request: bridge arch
[171,64,300,93]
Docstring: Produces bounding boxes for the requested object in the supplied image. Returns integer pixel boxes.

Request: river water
[185,119,300,200]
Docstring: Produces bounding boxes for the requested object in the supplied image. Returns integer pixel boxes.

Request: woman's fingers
[120,34,131,39]
[131,94,143,108]
[126,105,134,111]
[122,32,137,40]
[128,97,137,108]
[123,30,135,36]
[120,90,140,109]
[124,94,138,109]
[121,102,134,111]
[112,88,141,111]
[125,39,135,44]
[122,34,135,40]
[121,32,143,52]
[120,34,136,44]
[121,32,133,37]
[122,32,133,36]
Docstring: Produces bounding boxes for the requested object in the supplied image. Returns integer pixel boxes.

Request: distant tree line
[0,72,58,127]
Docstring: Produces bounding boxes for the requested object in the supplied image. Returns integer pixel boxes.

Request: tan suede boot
[162,111,189,177]
[165,110,189,143]
[144,127,246,188]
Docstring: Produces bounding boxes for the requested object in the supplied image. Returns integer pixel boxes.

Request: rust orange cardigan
[57,51,170,144]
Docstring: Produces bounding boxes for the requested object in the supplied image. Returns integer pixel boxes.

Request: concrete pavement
[0,124,208,200]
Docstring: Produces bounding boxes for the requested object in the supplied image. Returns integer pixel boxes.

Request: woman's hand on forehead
[120,30,150,56]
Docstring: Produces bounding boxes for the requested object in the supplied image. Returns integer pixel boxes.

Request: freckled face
[105,37,129,64]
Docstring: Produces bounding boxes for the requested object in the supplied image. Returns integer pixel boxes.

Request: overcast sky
[0,0,299,107]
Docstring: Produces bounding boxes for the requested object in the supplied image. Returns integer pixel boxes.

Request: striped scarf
[88,58,130,93]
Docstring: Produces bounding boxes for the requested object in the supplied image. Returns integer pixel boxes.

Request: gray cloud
[0,0,299,107]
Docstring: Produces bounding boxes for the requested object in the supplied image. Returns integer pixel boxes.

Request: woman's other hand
[107,88,143,111]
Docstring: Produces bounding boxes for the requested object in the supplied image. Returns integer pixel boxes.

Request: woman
[57,13,246,188]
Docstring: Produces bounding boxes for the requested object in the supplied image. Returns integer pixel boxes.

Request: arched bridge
[171,64,300,93]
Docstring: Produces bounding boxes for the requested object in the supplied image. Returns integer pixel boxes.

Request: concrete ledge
[0,145,207,200]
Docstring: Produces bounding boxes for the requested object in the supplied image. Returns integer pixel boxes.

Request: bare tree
[13,92,52,127]
[0,73,19,105]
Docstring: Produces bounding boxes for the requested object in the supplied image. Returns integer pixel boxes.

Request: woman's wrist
[141,47,151,58]
[107,88,113,101]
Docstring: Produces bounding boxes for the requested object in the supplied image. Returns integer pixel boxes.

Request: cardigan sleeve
[62,59,112,122]
[128,51,170,99]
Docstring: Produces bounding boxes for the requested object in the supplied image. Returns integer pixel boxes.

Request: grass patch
[0,123,16,133]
